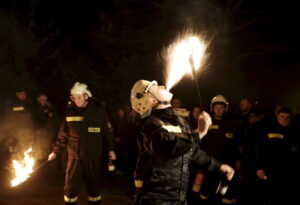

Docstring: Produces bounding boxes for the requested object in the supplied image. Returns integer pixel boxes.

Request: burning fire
[11,147,35,187]
[164,34,207,90]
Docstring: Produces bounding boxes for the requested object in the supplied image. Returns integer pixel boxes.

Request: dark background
[0,0,299,114]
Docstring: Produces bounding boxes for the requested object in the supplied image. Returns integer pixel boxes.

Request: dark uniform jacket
[134,107,221,202]
[256,121,293,176]
[5,97,32,118]
[53,100,114,160]
[200,117,238,166]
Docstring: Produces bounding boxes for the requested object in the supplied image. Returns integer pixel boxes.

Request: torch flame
[164,34,207,90]
[11,147,35,187]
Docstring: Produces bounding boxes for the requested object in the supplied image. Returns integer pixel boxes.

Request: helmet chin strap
[148,91,171,107]
[158,101,171,105]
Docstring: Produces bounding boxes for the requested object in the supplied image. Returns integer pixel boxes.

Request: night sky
[0,0,299,114]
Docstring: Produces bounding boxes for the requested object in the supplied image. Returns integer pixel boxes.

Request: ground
[0,160,134,205]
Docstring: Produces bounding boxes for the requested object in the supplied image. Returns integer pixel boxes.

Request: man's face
[37,95,47,106]
[248,112,261,124]
[149,84,173,104]
[212,104,226,118]
[240,99,251,113]
[117,109,125,118]
[16,91,27,101]
[276,112,291,127]
[192,107,201,120]
[172,98,182,109]
[71,94,88,108]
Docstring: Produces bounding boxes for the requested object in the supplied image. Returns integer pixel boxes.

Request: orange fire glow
[11,147,35,187]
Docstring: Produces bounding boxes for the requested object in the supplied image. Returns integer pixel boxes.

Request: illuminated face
[149,84,173,103]
[192,107,201,120]
[212,104,226,118]
[16,91,27,101]
[276,112,291,127]
[71,94,88,108]
[37,94,47,106]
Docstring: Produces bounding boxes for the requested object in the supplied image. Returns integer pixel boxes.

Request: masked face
[149,84,173,103]
[71,94,88,108]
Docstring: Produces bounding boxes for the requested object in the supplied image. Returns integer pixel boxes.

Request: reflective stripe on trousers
[64,195,78,203]
[88,195,102,202]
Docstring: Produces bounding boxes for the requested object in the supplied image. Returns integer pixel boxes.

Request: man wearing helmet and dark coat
[48,82,116,205]
[198,95,239,205]
[130,80,234,205]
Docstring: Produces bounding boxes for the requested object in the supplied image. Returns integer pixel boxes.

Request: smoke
[0,113,53,162]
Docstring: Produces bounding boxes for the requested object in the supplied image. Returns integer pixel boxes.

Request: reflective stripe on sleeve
[88,195,101,202]
[161,125,182,133]
[225,133,233,139]
[222,198,237,204]
[66,116,84,122]
[199,193,209,200]
[64,195,78,203]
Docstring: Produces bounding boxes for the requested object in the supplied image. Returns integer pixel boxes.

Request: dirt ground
[0,160,134,205]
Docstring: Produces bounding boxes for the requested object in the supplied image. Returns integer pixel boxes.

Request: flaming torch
[164,33,207,107]
[11,147,35,187]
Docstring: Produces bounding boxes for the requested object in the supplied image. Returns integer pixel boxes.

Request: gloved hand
[198,111,212,139]
[48,152,57,161]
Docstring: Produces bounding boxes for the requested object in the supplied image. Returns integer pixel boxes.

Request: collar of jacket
[151,107,178,124]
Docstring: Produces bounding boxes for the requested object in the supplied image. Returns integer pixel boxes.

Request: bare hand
[108,151,116,160]
[48,152,57,161]
[220,164,235,181]
[256,169,267,180]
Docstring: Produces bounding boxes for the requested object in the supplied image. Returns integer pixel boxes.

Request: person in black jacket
[199,95,239,205]
[255,107,294,205]
[48,82,116,205]
[130,80,234,205]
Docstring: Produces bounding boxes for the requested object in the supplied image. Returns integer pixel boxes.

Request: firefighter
[48,82,116,205]
[238,109,265,205]
[2,87,34,156]
[130,80,234,205]
[5,87,32,117]
[199,95,239,205]
[255,107,295,205]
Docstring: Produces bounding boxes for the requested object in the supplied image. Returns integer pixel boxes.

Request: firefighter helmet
[130,80,157,118]
[210,94,228,112]
[70,82,92,97]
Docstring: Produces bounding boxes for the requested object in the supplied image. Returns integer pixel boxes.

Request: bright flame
[11,147,35,187]
[164,35,207,90]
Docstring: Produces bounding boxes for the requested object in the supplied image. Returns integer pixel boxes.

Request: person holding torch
[48,82,116,205]
[131,79,234,205]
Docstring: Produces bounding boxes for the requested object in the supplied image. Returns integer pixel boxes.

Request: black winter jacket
[134,107,221,202]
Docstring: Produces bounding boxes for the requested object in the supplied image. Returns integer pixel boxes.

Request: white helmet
[70,82,92,97]
[130,80,157,118]
[210,94,228,112]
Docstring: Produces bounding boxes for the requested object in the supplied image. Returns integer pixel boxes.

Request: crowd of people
[0,81,299,205]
